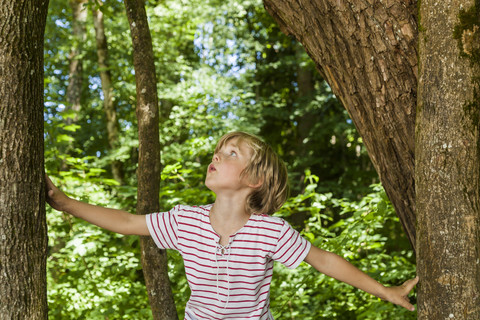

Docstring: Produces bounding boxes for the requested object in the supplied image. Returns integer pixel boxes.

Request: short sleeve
[146,206,179,250]
[271,220,311,269]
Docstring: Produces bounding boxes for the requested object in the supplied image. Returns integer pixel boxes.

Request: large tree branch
[263,0,418,248]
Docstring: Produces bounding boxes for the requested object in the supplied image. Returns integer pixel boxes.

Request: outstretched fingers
[397,276,419,311]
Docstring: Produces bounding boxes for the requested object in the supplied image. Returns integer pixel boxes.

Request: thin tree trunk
[0,0,49,319]
[416,0,480,318]
[263,0,418,248]
[67,0,88,119]
[123,0,178,319]
[291,45,317,224]
[92,5,124,184]
[296,44,316,153]
[61,0,88,172]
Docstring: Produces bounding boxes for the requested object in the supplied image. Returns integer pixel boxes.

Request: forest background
[44,0,416,319]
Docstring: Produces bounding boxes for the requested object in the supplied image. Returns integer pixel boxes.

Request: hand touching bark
[382,276,419,311]
[45,174,71,212]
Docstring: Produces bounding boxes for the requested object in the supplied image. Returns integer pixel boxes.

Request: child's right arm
[45,175,149,236]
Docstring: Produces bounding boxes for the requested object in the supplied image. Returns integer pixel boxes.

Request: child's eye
[229,150,237,157]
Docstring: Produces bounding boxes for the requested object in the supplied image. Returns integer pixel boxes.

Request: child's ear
[248,179,263,189]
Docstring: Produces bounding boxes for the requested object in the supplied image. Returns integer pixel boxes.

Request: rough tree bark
[0,0,50,319]
[416,1,480,318]
[92,4,124,184]
[263,0,418,248]
[123,0,178,319]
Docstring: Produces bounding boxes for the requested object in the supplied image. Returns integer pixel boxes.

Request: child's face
[205,137,254,194]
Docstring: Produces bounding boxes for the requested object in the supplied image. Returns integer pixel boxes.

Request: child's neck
[210,197,251,246]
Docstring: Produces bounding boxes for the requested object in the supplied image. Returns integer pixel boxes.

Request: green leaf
[63,124,81,132]
[56,134,75,143]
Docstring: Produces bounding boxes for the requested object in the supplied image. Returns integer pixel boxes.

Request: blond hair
[215,132,289,215]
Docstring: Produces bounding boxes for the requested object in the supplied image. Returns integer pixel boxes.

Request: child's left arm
[305,245,418,311]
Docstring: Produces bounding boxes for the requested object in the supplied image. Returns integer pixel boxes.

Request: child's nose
[213,153,220,162]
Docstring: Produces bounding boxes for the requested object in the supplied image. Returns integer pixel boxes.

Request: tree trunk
[416,1,480,318]
[0,0,49,319]
[67,0,88,119]
[61,0,88,171]
[123,0,178,319]
[295,44,317,156]
[263,0,418,248]
[92,5,124,184]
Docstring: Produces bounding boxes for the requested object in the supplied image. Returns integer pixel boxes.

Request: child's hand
[45,174,71,212]
[383,276,419,311]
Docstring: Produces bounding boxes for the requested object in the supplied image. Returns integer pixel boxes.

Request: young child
[46,131,418,319]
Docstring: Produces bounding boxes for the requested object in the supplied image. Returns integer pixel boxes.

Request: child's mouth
[208,164,216,172]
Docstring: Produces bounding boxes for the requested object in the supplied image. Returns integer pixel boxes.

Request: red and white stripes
[146,204,311,319]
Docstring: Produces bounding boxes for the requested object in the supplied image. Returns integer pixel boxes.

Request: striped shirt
[146,204,311,320]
